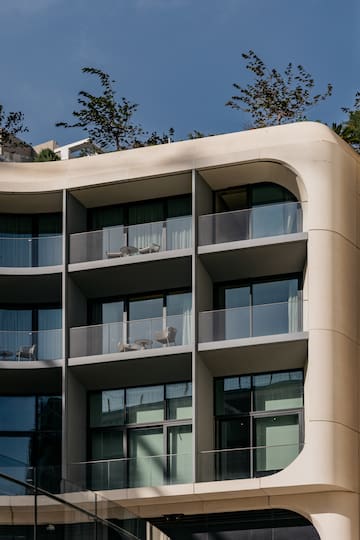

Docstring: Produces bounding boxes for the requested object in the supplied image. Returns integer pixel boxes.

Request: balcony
[69,215,192,264]
[0,329,63,361]
[198,203,306,281]
[70,313,192,359]
[199,300,302,344]
[199,443,303,482]
[0,236,63,268]
[70,453,193,491]
[199,202,301,246]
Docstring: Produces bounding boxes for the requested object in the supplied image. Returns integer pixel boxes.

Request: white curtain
[128,221,163,250]
[167,293,192,346]
[166,216,192,250]
[288,281,299,333]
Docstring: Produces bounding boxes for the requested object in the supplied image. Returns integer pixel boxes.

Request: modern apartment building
[0,122,359,539]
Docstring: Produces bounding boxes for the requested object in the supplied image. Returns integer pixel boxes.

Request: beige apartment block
[0,121,359,539]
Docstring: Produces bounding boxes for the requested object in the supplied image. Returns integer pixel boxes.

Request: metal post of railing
[249,305,253,337]
[28,238,32,267]
[162,220,166,250]
[33,467,37,540]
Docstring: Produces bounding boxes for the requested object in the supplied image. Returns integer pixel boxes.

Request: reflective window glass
[91,430,124,460]
[102,302,124,324]
[168,425,192,483]
[215,377,251,415]
[218,417,251,480]
[252,279,298,305]
[253,371,303,411]
[126,385,164,424]
[0,436,33,470]
[129,297,163,321]
[89,390,125,428]
[37,396,62,431]
[254,414,300,474]
[166,382,192,420]
[0,397,36,431]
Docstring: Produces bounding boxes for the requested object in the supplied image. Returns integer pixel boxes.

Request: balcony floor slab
[198,233,307,281]
[69,348,192,389]
[198,332,308,376]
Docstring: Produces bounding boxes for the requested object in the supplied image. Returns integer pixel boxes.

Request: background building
[0,122,358,539]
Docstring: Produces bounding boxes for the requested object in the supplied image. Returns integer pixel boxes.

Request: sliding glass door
[218,277,300,339]
[167,424,192,484]
[254,413,301,476]
[128,427,164,487]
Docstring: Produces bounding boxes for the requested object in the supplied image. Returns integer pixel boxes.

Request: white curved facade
[0,122,358,539]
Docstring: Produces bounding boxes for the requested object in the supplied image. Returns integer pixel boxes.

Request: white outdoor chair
[138,243,160,255]
[154,326,177,346]
[16,344,36,361]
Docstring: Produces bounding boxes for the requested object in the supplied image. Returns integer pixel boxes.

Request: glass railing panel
[0,463,146,540]
[198,202,301,246]
[70,225,126,263]
[198,301,301,343]
[0,329,63,361]
[70,313,191,358]
[69,215,192,264]
[70,453,193,491]
[70,322,123,357]
[199,444,302,482]
[165,215,192,250]
[0,235,63,267]
[69,322,122,358]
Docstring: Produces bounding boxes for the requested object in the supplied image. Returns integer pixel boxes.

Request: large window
[0,305,62,361]
[211,276,301,340]
[88,194,192,254]
[88,381,192,489]
[0,395,62,493]
[214,370,303,480]
[199,182,300,245]
[0,212,62,267]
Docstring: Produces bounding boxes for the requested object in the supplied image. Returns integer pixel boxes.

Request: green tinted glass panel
[255,414,300,473]
[126,386,164,424]
[168,425,192,484]
[89,390,125,427]
[166,382,192,420]
[253,371,303,411]
[91,430,124,460]
[128,427,164,487]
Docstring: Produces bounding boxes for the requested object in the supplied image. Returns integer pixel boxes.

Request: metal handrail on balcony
[69,215,192,263]
[70,312,192,358]
[70,452,193,490]
[0,235,63,267]
[198,202,302,246]
[198,442,303,482]
[0,461,144,540]
[199,300,302,343]
[0,328,63,361]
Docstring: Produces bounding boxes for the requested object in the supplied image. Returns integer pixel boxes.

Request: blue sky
[1,0,359,146]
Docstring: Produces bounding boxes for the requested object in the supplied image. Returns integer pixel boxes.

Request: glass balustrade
[0,235,63,267]
[0,329,63,361]
[198,202,301,246]
[199,301,301,343]
[70,452,193,491]
[199,443,303,482]
[70,215,192,263]
[70,313,191,358]
[0,463,147,540]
